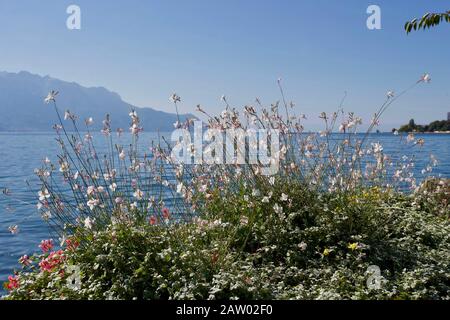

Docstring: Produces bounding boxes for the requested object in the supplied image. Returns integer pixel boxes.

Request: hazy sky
[0,0,449,130]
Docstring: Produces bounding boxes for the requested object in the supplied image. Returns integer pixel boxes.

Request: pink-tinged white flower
[59,161,69,173]
[41,211,52,221]
[372,142,383,154]
[39,239,54,253]
[407,133,415,143]
[38,189,51,201]
[97,186,105,193]
[43,157,51,165]
[109,183,117,192]
[149,216,157,225]
[8,225,19,235]
[133,189,144,200]
[44,90,58,104]
[129,110,138,118]
[170,93,181,103]
[387,91,395,99]
[84,217,94,229]
[119,149,126,160]
[85,117,93,126]
[114,197,123,205]
[176,182,184,194]
[420,73,431,83]
[130,123,143,135]
[280,193,289,202]
[87,199,99,210]
[86,186,96,196]
[19,255,32,266]
[240,216,249,226]
[298,242,307,251]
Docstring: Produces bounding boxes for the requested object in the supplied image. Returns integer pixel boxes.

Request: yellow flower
[348,242,358,251]
[323,248,331,256]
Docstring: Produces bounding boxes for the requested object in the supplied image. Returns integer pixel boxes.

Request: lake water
[0,132,449,292]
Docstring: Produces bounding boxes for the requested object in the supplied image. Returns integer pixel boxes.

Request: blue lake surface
[0,132,449,291]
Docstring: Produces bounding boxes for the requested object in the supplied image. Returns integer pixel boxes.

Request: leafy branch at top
[405,11,450,34]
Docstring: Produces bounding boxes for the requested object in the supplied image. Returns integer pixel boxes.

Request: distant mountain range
[0,71,194,132]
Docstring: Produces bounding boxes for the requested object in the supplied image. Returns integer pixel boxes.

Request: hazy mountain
[0,71,194,132]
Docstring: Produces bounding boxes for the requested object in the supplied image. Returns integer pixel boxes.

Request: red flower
[39,250,65,273]
[162,208,170,220]
[65,238,80,251]
[5,275,19,291]
[39,239,54,253]
[149,216,157,225]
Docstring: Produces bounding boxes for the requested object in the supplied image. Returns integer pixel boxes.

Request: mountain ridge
[0,71,194,132]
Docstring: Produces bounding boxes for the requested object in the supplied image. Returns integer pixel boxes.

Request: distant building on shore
[448,112,450,121]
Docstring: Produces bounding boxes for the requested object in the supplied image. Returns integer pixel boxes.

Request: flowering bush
[4,186,450,300]
[3,74,450,300]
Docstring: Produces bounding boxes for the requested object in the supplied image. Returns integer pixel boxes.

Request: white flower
[44,157,51,164]
[119,149,126,160]
[251,189,260,197]
[129,110,138,118]
[273,203,283,215]
[262,196,270,203]
[372,142,383,154]
[86,199,99,210]
[176,183,184,194]
[420,73,431,83]
[86,186,96,196]
[240,216,249,226]
[44,90,58,104]
[269,177,275,186]
[59,162,69,173]
[280,193,289,202]
[298,242,307,251]
[8,225,19,234]
[109,183,117,192]
[38,189,51,201]
[84,217,94,229]
[133,189,144,200]
[387,91,395,99]
[41,211,52,221]
[85,117,94,126]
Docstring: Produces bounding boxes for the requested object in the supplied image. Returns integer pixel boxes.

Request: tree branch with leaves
[405,11,450,34]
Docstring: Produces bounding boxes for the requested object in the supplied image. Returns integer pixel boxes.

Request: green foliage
[405,11,450,34]
[4,181,450,300]
[398,119,450,133]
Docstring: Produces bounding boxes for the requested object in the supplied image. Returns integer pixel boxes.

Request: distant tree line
[397,118,450,133]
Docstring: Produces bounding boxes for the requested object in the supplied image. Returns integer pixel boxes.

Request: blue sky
[0,0,449,130]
